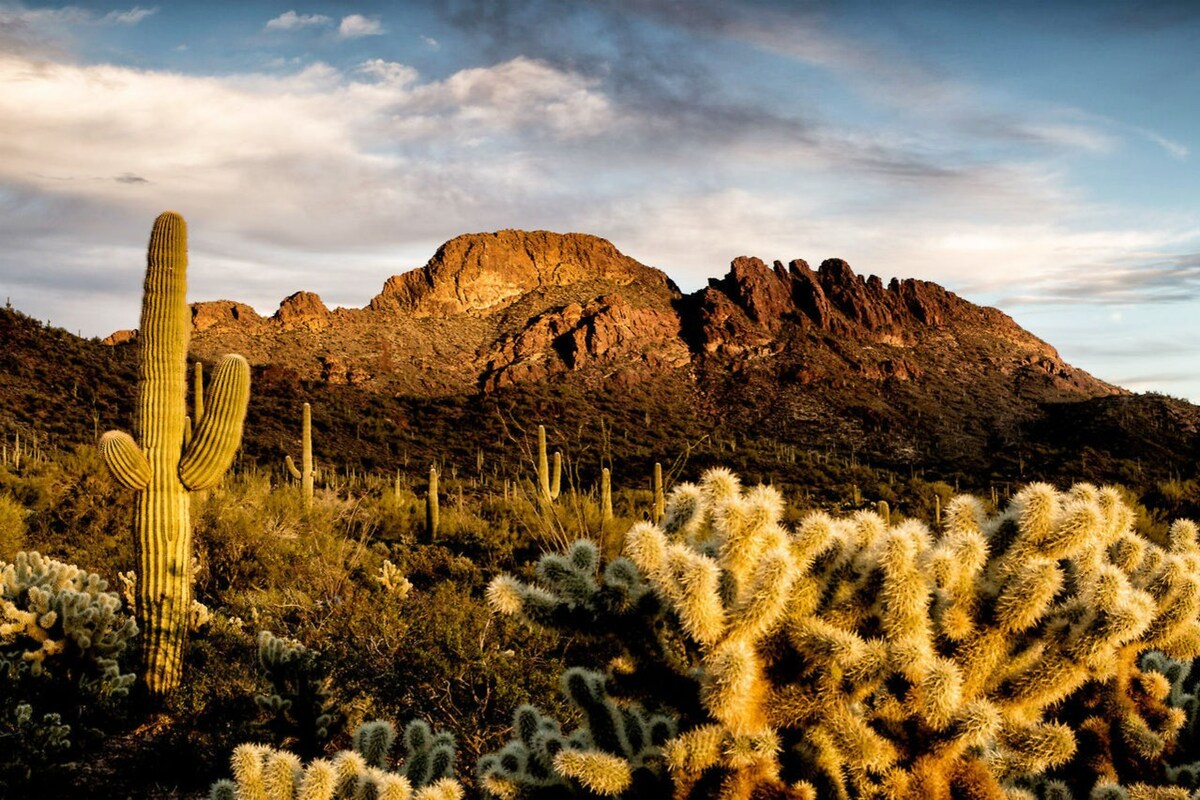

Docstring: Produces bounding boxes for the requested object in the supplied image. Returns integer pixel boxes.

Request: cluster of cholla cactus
[490,468,1200,800]
[285,403,318,509]
[209,718,463,800]
[1,552,138,787]
[1,551,137,693]
[478,667,677,798]
[100,212,251,696]
[255,630,339,759]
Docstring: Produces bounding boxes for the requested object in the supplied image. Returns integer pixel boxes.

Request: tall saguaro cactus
[284,403,316,508]
[99,212,251,697]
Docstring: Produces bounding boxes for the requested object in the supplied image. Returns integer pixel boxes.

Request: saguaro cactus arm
[99,431,151,491]
[179,354,250,491]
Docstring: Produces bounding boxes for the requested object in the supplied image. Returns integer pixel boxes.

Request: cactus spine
[426,466,439,541]
[99,212,250,696]
[285,403,316,508]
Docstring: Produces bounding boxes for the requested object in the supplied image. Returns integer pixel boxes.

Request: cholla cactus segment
[0,551,137,694]
[553,750,632,795]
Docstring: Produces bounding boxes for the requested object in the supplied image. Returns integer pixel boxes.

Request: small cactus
[284,403,317,509]
[426,465,440,541]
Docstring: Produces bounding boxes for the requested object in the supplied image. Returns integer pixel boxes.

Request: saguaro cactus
[99,212,250,696]
[536,425,562,503]
[426,466,440,540]
[601,467,614,527]
[284,403,316,508]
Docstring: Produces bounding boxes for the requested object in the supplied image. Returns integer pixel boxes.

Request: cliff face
[106,228,1120,460]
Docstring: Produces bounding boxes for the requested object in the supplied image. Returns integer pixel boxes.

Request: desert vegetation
[1,213,1199,800]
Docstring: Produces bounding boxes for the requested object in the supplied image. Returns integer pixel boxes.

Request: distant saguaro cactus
[536,425,562,503]
[284,403,317,508]
[601,467,614,527]
[99,212,250,696]
[426,465,440,540]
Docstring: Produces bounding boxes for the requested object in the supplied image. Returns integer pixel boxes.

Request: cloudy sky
[1,1,1198,401]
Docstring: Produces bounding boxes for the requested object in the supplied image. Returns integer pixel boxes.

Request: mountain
[138,229,1116,461]
[6,229,1195,489]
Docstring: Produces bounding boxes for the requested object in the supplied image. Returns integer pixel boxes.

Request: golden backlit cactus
[100,212,250,696]
[630,473,1200,800]
[284,403,316,508]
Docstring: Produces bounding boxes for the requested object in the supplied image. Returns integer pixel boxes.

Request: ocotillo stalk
[600,467,613,526]
[426,465,439,540]
[652,462,664,524]
[284,403,316,508]
[100,212,250,696]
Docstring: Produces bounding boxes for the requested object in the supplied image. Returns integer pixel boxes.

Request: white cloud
[337,14,382,39]
[101,6,156,25]
[265,10,331,31]
[422,35,438,49]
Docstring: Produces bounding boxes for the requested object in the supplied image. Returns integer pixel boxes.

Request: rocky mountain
[99,229,1119,465]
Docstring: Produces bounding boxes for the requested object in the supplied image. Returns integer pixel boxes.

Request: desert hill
[4,229,1196,487]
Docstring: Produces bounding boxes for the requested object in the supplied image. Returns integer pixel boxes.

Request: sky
[0,1,1198,401]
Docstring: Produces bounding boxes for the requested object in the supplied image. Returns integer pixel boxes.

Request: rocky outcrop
[367,230,676,317]
[102,329,137,346]
[480,294,688,390]
[191,301,263,333]
[274,291,331,331]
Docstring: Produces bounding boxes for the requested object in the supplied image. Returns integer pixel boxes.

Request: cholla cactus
[497,470,1200,800]
[255,631,338,760]
[99,212,250,695]
[1,551,137,693]
[377,560,413,599]
[285,403,317,509]
[486,539,699,713]
[210,719,463,800]
[1,553,138,788]
[478,667,677,798]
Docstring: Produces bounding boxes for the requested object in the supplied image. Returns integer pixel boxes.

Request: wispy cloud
[0,4,156,27]
[1137,128,1189,159]
[337,14,383,39]
[265,10,331,31]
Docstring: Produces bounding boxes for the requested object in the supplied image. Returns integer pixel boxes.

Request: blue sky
[1,1,1197,400]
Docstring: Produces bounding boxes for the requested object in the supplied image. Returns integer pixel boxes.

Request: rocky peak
[368,229,677,317]
[274,291,331,330]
